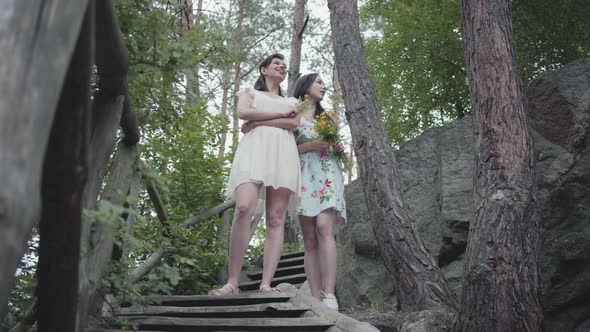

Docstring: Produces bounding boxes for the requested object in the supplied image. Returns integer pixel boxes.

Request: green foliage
[512,0,590,81]
[362,0,590,146]
[243,223,302,270]
[2,247,37,330]
[99,0,229,303]
[244,225,267,268]
[362,0,468,146]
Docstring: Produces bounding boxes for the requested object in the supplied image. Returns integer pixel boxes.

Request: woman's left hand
[241,121,256,134]
[334,142,345,153]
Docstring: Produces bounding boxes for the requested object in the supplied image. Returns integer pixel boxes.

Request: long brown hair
[293,73,331,122]
[254,53,285,96]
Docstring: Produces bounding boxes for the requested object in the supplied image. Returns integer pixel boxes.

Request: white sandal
[259,284,281,293]
[208,283,239,296]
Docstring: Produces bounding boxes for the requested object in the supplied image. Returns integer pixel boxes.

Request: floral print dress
[294,115,347,231]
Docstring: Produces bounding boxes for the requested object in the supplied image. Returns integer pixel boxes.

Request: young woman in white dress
[209,53,301,295]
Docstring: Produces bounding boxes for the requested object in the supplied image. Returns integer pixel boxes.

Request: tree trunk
[332,64,342,125]
[120,172,142,260]
[218,61,232,162]
[287,0,307,96]
[231,0,245,147]
[86,142,139,318]
[179,0,201,103]
[77,93,124,331]
[454,0,543,330]
[216,209,232,283]
[194,0,204,26]
[77,0,130,328]
[0,0,89,316]
[37,3,93,331]
[284,0,307,245]
[217,3,234,162]
[328,0,458,312]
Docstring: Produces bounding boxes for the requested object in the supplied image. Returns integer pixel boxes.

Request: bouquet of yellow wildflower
[296,95,309,113]
[313,111,354,176]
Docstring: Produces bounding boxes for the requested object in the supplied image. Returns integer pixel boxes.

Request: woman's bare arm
[243,112,301,132]
[236,90,295,120]
[297,140,330,155]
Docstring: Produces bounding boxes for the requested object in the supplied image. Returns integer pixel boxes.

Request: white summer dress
[226,87,301,206]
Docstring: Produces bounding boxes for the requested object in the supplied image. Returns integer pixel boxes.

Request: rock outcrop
[336,59,590,331]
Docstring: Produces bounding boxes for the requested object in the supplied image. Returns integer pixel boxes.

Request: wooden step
[247,265,305,280]
[280,251,304,260]
[277,256,304,268]
[86,330,167,332]
[114,316,334,331]
[115,302,310,318]
[239,273,307,291]
[140,293,291,307]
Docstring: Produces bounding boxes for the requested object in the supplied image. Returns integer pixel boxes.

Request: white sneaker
[320,291,339,311]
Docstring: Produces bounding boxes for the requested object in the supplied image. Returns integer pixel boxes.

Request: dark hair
[254,53,285,97]
[292,73,330,121]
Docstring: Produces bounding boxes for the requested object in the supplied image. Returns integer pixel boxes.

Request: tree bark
[121,172,142,260]
[283,0,308,245]
[328,0,458,312]
[77,0,130,327]
[218,62,232,162]
[287,0,307,96]
[77,92,124,331]
[216,209,232,283]
[179,0,201,103]
[86,142,138,318]
[217,6,234,162]
[454,0,543,330]
[231,0,245,147]
[332,64,342,125]
[0,0,89,316]
[120,91,140,146]
[37,3,93,331]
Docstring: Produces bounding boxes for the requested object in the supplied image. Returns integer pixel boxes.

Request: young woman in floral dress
[291,73,346,310]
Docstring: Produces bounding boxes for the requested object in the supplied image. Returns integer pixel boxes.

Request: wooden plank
[37,3,94,331]
[239,273,308,291]
[280,251,304,260]
[142,293,292,307]
[115,317,333,331]
[247,265,305,280]
[0,0,89,317]
[115,303,310,318]
[85,329,167,332]
[277,256,305,268]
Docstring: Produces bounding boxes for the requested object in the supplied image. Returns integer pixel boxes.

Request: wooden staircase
[239,250,306,291]
[90,250,336,331]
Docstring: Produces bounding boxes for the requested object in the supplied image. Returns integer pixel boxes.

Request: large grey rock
[277,283,380,332]
[530,60,590,331]
[336,179,395,310]
[347,309,455,332]
[336,59,590,331]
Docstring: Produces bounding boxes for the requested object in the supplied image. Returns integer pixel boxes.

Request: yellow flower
[311,110,353,176]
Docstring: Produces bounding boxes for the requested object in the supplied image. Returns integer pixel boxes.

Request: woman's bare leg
[259,187,291,288]
[299,215,322,299]
[226,182,261,287]
[316,209,337,294]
